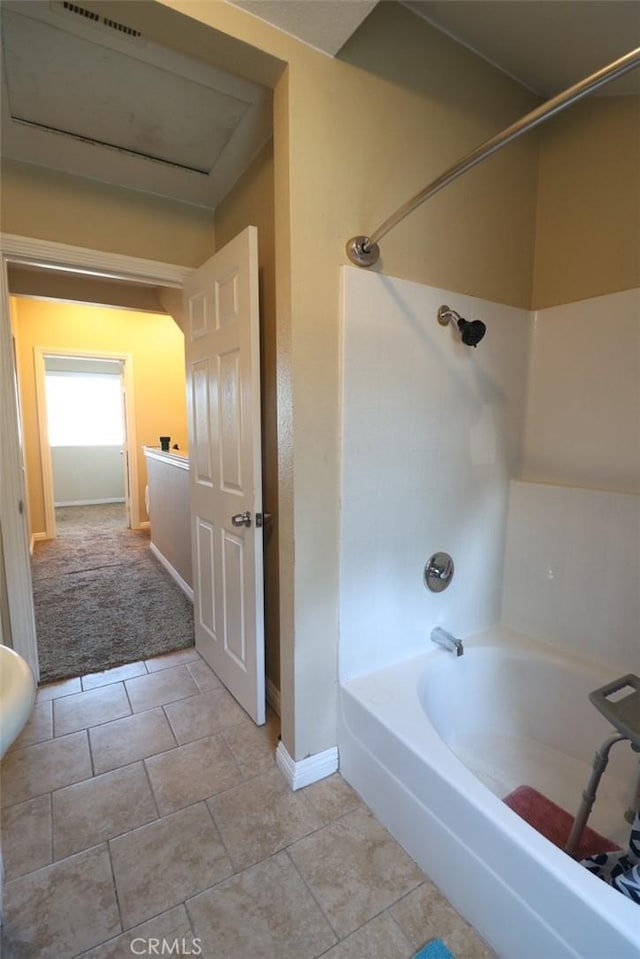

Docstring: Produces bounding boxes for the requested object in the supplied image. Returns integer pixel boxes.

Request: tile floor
[1,648,497,959]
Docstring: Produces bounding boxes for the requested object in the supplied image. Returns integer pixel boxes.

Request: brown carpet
[32,505,194,683]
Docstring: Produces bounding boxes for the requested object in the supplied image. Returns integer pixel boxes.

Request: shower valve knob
[424,552,455,592]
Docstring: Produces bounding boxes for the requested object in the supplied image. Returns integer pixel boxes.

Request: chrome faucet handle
[424,552,454,592]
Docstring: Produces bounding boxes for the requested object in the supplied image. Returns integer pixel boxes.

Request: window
[45,372,124,447]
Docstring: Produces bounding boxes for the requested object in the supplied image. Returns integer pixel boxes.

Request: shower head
[457,317,486,348]
[437,305,486,348]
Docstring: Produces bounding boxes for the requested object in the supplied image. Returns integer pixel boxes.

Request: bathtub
[337,626,640,959]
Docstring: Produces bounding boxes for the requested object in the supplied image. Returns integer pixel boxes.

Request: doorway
[35,350,134,541]
[12,291,193,682]
[1,246,192,684]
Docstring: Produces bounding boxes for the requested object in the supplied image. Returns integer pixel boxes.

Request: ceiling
[403,1,640,97]
[227,0,378,56]
[0,1,272,209]
[230,0,640,97]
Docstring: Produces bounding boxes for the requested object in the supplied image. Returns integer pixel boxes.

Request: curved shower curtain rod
[346,46,640,267]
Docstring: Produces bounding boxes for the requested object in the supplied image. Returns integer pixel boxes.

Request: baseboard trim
[138,521,150,530]
[275,741,339,791]
[30,532,47,555]
[54,498,126,507]
[266,678,281,716]
[149,541,193,602]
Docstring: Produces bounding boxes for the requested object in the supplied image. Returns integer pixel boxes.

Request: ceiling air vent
[102,17,141,38]
[62,3,98,22]
[59,2,142,38]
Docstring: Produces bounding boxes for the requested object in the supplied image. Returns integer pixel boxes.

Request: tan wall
[214,140,280,693]
[13,298,188,536]
[1,159,216,268]
[167,0,539,758]
[533,95,640,309]
[4,0,542,760]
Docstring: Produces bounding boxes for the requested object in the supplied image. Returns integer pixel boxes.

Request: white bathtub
[338,626,640,959]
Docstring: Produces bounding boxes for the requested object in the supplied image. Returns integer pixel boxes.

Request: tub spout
[431,626,464,657]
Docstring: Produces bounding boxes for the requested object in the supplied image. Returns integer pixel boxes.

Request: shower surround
[338,267,639,957]
[339,266,531,680]
[339,270,639,678]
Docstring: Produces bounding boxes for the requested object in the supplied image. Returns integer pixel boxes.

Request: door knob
[231,511,252,528]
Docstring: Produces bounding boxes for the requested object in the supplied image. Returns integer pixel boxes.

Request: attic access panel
[0,2,273,208]
[3,11,250,173]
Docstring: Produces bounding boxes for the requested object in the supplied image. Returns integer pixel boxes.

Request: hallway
[32,505,194,683]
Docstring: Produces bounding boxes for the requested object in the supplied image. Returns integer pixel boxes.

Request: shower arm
[346,46,640,267]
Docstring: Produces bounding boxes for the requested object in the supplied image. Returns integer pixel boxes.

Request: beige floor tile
[1,844,120,959]
[237,755,278,780]
[89,707,177,775]
[220,710,280,765]
[288,805,424,938]
[125,665,199,712]
[82,661,148,691]
[302,773,364,822]
[52,761,158,859]
[164,688,248,744]
[9,700,53,751]
[145,735,241,816]
[318,911,414,959]
[110,802,232,929]
[79,905,195,959]
[207,766,322,869]
[36,677,82,701]
[390,883,498,959]
[187,657,223,691]
[1,730,92,807]
[145,647,200,672]
[54,683,131,736]
[186,850,337,959]
[1,794,52,880]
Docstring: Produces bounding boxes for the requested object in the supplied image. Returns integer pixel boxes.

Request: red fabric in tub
[503,785,621,860]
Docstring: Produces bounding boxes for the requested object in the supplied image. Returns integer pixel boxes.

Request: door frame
[33,347,138,538]
[0,232,192,679]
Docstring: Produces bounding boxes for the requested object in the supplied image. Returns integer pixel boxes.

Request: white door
[184,226,265,725]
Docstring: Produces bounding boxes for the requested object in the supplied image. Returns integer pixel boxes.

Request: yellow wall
[13,298,188,536]
[533,95,640,308]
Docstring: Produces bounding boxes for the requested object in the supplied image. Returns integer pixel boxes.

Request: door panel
[196,518,216,640]
[185,226,264,724]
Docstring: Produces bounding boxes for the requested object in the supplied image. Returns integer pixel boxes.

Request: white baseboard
[266,678,281,716]
[30,532,47,555]
[149,541,193,602]
[275,740,339,791]
[54,498,126,507]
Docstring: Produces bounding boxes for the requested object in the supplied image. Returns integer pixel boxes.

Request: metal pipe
[565,733,627,858]
[346,46,640,267]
